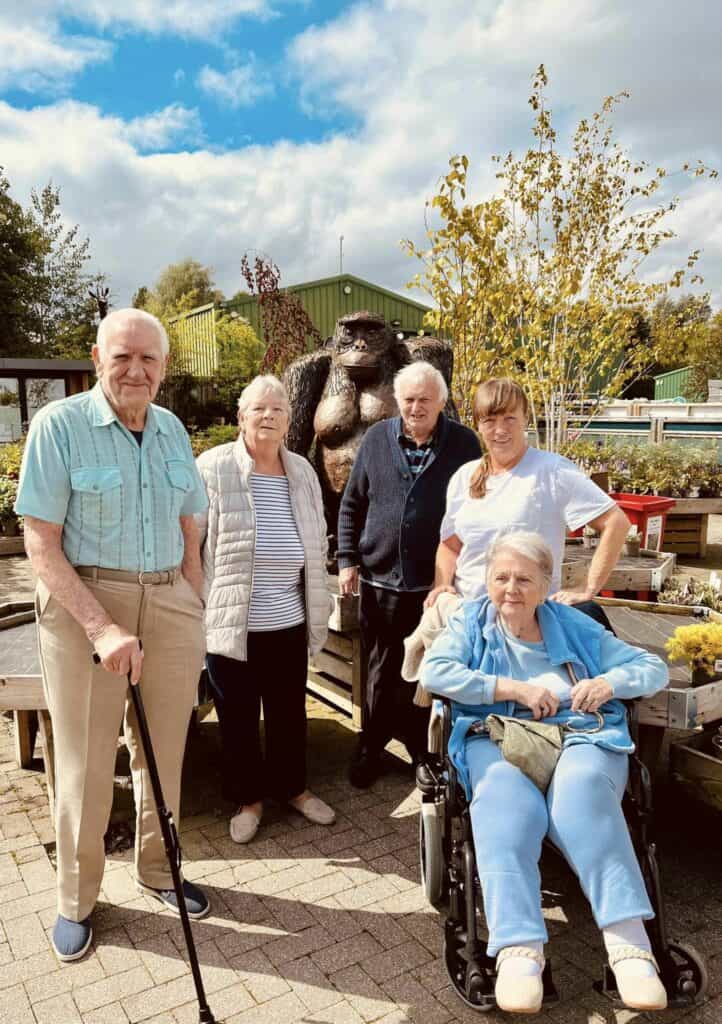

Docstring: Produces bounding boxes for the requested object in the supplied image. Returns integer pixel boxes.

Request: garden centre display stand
[661,497,722,558]
[307,585,365,729]
[564,541,676,601]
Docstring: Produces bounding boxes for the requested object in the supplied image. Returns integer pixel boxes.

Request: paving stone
[0,982,34,1024]
[18,851,56,893]
[381,972,453,1024]
[121,974,198,1022]
[75,965,156,1014]
[330,963,394,1022]
[263,923,335,967]
[84,1002,131,1024]
[283,953,344,1012]
[226,990,308,1024]
[24,955,106,1002]
[33,992,83,1024]
[173,981,255,1024]
[361,939,433,984]
[0,886,57,922]
[0,948,57,990]
[312,931,384,975]
[134,931,188,985]
[0,852,21,885]
[229,947,292,1003]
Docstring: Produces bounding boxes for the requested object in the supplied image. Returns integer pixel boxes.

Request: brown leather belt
[76,566,182,585]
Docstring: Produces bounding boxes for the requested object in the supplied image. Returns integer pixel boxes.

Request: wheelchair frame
[417,697,708,1013]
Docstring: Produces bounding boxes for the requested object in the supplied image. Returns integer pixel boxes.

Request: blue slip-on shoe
[52,915,93,962]
[137,879,210,920]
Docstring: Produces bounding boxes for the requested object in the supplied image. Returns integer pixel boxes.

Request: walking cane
[94,650,217,1023]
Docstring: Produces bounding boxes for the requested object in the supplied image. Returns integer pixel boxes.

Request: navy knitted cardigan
[337,414,481,590]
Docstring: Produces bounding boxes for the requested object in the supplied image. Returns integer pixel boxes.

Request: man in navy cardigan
[337,362,481,786]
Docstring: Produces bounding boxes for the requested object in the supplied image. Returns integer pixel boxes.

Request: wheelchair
[416,697,708,1013]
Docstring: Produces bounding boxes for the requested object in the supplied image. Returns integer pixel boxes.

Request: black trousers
[572,599,615,634]
[359,582,430,759]
[206,623,308,805]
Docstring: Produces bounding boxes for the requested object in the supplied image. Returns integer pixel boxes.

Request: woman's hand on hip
[517,683,560,720]
[570,676,613,713]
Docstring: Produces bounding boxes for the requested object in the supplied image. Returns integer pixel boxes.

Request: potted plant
[623,526,641,558]
[666,622,722,687]
[0,476,19,536]
[582,524,597,549]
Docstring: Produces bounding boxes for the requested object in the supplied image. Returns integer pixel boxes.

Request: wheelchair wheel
[419,800,445,909]
[666,941,708,1003]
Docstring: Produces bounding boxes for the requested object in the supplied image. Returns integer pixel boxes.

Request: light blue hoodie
[421,598,669,798]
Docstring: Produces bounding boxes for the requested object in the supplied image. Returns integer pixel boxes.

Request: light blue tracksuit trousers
[466,737,654,956]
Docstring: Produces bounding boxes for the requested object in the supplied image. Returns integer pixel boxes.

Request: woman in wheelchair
[421,531,670,1015]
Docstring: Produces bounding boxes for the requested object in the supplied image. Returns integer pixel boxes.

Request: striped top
[247,473,306,632]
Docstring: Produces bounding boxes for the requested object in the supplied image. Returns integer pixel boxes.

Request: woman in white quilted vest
[195,374,335,843]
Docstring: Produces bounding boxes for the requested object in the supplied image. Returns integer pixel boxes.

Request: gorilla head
[333,310,395,380]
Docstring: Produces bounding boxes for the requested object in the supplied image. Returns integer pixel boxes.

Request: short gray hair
[237,374,290,417]
[96,308,169,357]
[487,531,554,594]
[393,361,448,406]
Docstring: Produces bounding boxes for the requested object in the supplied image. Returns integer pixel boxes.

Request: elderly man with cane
[15,308,210,962]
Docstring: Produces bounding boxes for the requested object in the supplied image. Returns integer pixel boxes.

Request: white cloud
[173,69,186,85]
[60,0,277,37]
[0,15,111,94]
[1,0,722,315]
[122,104,204,150]
[197,62,274,109]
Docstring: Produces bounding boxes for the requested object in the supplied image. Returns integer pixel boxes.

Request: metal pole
[339,235,344,275]
[128,680,216,1024]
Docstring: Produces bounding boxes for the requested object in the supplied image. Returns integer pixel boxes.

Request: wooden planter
[307,591,365,729]
[661,498,722,558]
[563,541,676,597]
[0,535,25,555]
[670,730,722,812]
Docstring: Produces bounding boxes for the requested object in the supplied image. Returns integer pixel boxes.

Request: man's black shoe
[349,749,383,788]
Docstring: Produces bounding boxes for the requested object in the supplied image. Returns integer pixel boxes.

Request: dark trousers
[359,582,430,759]
[206,623,308,806]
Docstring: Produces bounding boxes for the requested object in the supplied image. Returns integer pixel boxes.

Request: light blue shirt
[15,383,208,571]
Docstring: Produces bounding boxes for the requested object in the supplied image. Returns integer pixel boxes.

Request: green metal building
[169,274,433,378]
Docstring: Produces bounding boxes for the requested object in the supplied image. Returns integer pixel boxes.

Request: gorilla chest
[314,379,398,447]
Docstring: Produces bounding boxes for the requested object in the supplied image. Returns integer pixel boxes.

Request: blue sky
[1,1,721,308]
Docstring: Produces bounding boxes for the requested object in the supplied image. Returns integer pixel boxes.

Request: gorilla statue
[282,310,457,558]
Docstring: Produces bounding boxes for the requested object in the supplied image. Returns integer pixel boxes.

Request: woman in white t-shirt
[425,379,630,612]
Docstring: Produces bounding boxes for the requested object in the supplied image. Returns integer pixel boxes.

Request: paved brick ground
[1,689,721,1024]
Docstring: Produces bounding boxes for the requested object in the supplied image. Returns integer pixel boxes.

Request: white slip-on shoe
[229,807,262,844]
[290,794,336,825]
[608,946,668,1011]
[495,946,545,1014]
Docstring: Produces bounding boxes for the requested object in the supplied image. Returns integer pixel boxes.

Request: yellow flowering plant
[666,623,722,678]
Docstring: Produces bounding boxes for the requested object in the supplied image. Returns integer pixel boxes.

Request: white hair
[487,531,554,595]
[393,361,448,405]
[96,308,169,357]
[237,374,291,417]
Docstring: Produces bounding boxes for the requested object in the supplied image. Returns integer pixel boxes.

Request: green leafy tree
[141,259,223,319]
[403,66,718,442]
[28,182,96,357]
[214,313,265,413]
[0,168,42,356]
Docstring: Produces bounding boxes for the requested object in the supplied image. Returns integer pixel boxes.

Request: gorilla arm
[282,348,332,455]
[402,335,460,421]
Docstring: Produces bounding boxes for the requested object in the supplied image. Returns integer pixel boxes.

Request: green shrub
[189,424,239,457]
[559,438,721,497]
[0,475,19,522]
[0,439,25,480]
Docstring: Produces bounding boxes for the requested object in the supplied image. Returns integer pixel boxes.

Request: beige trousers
[36,574,205,921]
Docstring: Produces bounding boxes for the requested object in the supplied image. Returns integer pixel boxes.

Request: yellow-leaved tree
[402,66,717,442]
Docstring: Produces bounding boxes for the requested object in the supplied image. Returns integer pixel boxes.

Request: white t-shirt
[440,446,615,598]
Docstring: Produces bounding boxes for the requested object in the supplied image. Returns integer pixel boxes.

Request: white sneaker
[289,794,336,825]
[229,807,261,844]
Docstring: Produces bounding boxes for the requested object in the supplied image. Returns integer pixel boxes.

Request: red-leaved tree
[240,253,321,373]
